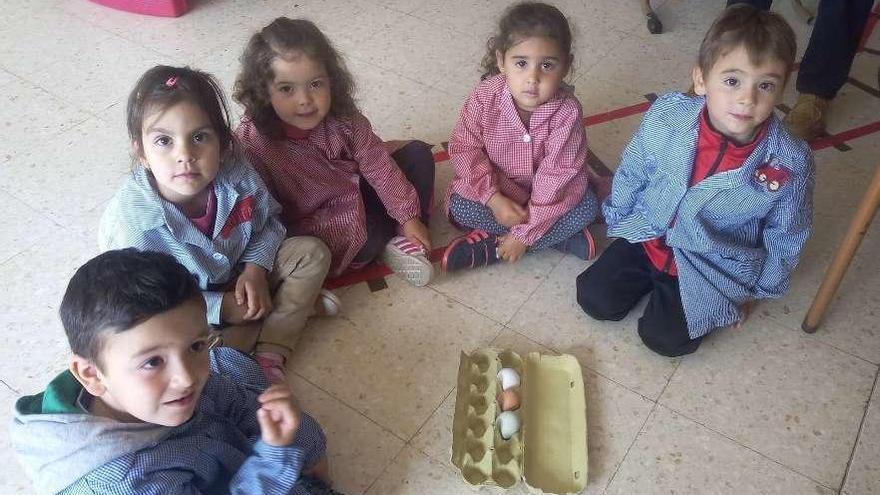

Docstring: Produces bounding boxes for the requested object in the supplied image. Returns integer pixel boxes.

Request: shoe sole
[585,228,597,260]
[441,235,470,273]
[318,289,341,316]
[382,249,434,287]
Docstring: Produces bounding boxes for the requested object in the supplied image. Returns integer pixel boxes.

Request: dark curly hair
[126,65,234,162]
[234,17,358,139]
[480,2,573,80]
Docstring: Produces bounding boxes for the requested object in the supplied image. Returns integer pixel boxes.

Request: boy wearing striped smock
[577,5,814,356]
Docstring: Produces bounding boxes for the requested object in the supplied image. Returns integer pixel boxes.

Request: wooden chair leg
[802,163,880,333]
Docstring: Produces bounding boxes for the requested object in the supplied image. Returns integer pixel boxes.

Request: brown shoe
[783,93,830,141]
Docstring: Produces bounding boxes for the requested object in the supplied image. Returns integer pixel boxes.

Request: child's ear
[69,355,107,397]
[131,140,148,168]
[692,66,707,96]
[496,50,505,74]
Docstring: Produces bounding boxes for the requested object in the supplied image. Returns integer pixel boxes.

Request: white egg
[497,368,520,390]
[497,411,520,440]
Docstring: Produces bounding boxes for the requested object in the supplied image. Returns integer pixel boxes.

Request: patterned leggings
[447,190,598,249]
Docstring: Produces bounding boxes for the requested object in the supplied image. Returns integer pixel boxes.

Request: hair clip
[165,76,179,88]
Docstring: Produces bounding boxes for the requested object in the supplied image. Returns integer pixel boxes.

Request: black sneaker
[441,230,500,272]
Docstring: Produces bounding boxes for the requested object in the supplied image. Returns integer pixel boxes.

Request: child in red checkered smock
[441,2,599,273]
[234,18,436,287]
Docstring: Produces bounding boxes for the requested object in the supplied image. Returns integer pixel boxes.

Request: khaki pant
[221,236,331,360]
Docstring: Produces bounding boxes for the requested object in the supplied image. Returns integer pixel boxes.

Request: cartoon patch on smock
[753,157,792,192]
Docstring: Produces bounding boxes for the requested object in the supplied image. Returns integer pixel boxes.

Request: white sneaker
[381,236,434,287]
[315,289,341,317]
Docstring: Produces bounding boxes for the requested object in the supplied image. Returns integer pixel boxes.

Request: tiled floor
[1,0,879,494]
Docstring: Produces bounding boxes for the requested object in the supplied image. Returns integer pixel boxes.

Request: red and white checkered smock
[446,73,589,246]
[236,114,420,275]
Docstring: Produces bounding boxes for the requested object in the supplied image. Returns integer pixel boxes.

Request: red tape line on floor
[810,120,880,151]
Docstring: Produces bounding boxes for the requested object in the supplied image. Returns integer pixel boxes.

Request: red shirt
[186,185,217,237]
[642,108,767,275]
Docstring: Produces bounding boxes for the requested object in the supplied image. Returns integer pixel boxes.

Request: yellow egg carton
[451,348,588,494]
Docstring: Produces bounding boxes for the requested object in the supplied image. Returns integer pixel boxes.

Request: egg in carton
[451,348,588,494]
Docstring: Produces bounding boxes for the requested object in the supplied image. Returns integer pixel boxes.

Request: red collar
[698,107,768,162]
[282,121,311,140]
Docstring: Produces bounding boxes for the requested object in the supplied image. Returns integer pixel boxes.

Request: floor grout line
[764,312,880,366]
[361,442,409,495]
[1,378,18,394]
[656,402,840,491]
[290,370,409,445]
[838,367,879,493]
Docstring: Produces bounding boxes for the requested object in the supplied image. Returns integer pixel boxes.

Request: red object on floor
[88,0,190,17]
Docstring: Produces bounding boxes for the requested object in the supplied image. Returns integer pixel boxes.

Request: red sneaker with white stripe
[381,236,434,287]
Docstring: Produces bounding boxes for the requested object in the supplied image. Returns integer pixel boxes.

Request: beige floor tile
[827,83,880,136]
[408,327,650,494]
[849,52,879,91]
[351,12,484,97]
[290,277,502,440]
[509,254,680,399]
[0,68,17,88]
[366,445,481,494]
[584,33,696,100]
[3,27,168,114]
[62,0,259,61]
[0,78,91,164]
[0,189,56,265]
[0,5,115,80]
[0,117,130,231]
[299,1,405,60]
[0,384,34,494]
[346,59,461,146]
[288,374,405,495]
[842,373,880,495]
[660,318,877,488]
[431,248,564,325]
[0,234,98,394]
[606,406,836,495]
[571,75,652,121]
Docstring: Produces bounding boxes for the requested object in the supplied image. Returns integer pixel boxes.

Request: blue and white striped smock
[603,92,815,337]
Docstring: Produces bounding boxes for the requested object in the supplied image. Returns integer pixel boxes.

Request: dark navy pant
[353,140,435,263]
[447,190,598,250]
[576,238,702,357]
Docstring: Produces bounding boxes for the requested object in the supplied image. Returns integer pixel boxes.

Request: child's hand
[734,300,756,328]
[257,385,302,447]
[498,236,527,263]
[402,218,432,251]
[487,193,528,228]
[235,263,273,320]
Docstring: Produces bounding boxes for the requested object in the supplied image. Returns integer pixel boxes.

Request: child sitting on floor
[441,2,601,272]
[100,66,335,383]
[577,5,814,356]
[235,17,436,287]
[11,249,341,495]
